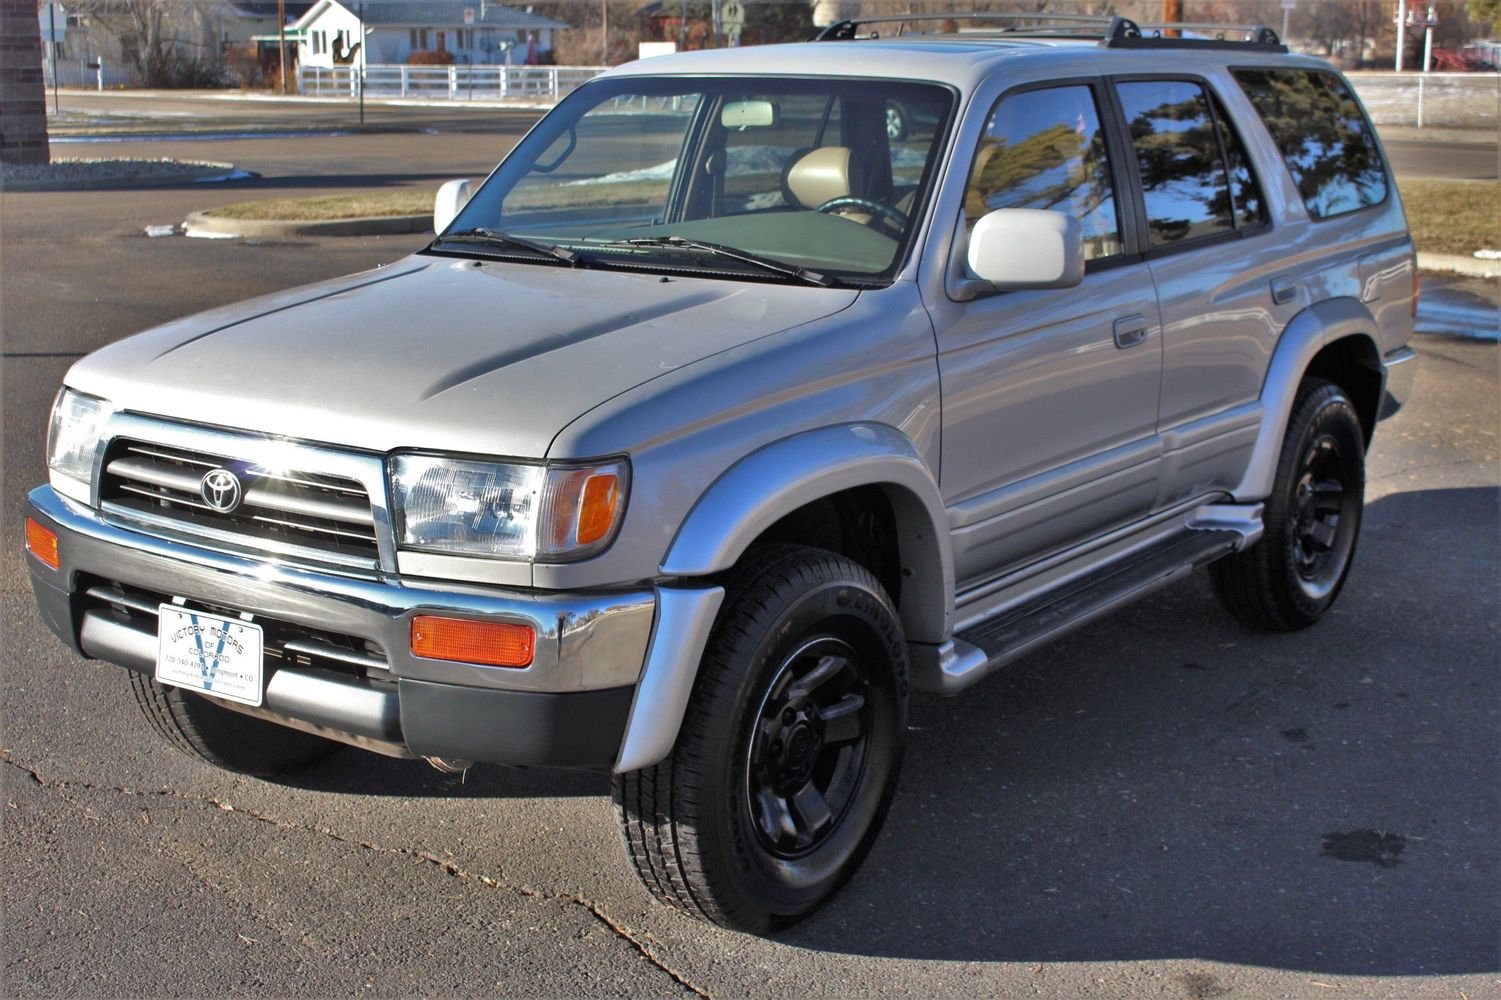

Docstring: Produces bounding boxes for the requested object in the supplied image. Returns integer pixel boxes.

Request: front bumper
[25,485,657,769]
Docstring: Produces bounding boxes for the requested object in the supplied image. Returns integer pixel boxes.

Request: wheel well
[1304,336,1382,446]
[753,487,903,607]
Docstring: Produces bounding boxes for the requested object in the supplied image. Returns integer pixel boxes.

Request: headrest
[783,146,859,209]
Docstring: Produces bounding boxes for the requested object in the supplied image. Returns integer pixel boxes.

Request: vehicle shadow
[272,486,1498,973]
[787,486,1499,976]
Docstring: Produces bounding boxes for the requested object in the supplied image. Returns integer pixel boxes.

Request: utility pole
[1395,0,1406,72]
[601,0,608,64]
[1162,0,1181,37]
[358,0,364,123]
[277,0,286,93]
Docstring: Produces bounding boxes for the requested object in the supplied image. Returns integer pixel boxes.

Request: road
[2,107,1498,998]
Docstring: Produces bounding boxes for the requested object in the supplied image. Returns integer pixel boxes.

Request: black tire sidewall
[1266,383,1366,625]
[694,553,908,924]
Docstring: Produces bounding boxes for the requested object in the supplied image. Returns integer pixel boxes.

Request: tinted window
[964,85,1122,260]
[1233,68,1388,219]
[1118,80,1234,247]
[1214,99,1265,228]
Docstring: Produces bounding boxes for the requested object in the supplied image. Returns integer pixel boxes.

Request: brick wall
[1,0,52,165]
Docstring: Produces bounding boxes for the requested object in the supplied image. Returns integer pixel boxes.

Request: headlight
[390,454,628,562]
[47,389,113,498]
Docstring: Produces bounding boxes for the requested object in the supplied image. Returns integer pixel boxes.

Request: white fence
[1347,72,1500,129]
[41,59,134,90]
[297,64,605,102]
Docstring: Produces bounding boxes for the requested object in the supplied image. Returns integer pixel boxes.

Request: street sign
[722,0,745,29]
[463,6,474,23]
[38,2,68,42]
[1280,0,1295,9]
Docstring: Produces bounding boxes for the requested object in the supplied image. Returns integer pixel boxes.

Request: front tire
[129,673,340,776]
[613,545,908,932]
[1212,377,1366,630]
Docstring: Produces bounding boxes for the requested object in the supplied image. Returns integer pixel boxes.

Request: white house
[290,0,568,69]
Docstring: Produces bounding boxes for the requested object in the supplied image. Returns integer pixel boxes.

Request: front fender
[661,422,954,643]
[1233,297,1381,501]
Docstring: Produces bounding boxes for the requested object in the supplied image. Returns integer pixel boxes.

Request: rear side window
[1232,68,1388,219]
[1117,80,1237,246]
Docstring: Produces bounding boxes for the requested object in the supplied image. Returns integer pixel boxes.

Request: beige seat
[782,146,861,210]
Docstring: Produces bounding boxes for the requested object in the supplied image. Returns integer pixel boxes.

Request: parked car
[25,13,1417,933]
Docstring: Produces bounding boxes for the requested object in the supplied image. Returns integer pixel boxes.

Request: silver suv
[25,14,1417,932]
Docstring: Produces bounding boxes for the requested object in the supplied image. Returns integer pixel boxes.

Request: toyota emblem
[200,468,243,513]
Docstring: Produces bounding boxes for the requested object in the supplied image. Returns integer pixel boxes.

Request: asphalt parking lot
[2,99,1498,998]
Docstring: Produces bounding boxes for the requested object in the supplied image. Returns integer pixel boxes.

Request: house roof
[295,0,567,30]
[229,1,315,20]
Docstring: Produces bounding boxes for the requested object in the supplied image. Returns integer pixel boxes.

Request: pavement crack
[4,754,711,997]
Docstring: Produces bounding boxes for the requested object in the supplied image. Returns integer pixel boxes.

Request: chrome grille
[100,439,379,567]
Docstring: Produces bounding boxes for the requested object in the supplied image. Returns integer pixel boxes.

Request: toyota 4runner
[25,14,1418,932]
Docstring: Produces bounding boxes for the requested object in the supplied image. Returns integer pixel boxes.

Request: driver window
[964,85,1122,260]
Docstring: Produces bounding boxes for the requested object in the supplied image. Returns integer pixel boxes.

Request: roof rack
[813,12,1117,42]
[813,13,1287,53]
[1106,19,1287,51]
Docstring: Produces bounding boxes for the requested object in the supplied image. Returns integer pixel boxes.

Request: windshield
[432,75,955,285]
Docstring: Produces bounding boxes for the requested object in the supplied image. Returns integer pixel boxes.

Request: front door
[930,81,1164,587]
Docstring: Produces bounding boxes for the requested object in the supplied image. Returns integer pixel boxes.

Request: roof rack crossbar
[813,11,1117,42]
[1104,18,1287,52]
[813,13,1287,53]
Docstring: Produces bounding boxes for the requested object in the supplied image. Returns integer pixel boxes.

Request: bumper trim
[26,485,655,693]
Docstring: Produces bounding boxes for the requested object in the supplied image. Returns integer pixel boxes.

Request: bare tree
[71,0,225,86]
[1,0,51,164]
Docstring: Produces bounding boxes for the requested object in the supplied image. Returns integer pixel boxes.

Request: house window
[410,28,430,49]
[436,31,446,51]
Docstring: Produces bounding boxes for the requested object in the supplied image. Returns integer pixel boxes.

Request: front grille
[99,439,379,566]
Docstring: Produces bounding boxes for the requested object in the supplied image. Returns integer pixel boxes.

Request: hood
[66,256,859,458]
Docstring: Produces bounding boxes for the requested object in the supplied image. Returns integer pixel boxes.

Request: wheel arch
[660,422,953,644]
[1234,298,1384,501]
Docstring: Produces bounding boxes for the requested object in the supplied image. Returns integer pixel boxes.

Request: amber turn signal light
[25,517,60,570]
[410,615,535,668]
[575,473,622,546]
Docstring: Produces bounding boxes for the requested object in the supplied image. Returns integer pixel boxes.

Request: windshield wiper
[437,227,582,264]
[606,236,833,287]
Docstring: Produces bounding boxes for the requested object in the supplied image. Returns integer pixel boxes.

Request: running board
[914,525,1245,695]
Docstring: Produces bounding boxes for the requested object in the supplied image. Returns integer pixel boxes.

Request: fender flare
[660,422,954,643]
[1233,297,1382,501]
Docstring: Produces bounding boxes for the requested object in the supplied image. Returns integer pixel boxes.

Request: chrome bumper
[25,485,661,769]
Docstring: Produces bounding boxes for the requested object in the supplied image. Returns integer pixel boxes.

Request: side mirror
[433,179,472,234]
[965,208,1084,292]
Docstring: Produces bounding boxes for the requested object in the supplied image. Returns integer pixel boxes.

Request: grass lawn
[202,178,1500,255]
[205,190,435,220]
[1397,178,1500,256]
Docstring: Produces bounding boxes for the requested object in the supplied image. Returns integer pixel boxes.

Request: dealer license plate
[156,604,264,707]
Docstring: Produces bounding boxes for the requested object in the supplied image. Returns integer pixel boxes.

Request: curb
[183,209,431,238]
[2,162,250,192]
[1417,252,1501,278]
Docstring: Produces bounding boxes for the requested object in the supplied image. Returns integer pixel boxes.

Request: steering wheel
[815,196,910,229]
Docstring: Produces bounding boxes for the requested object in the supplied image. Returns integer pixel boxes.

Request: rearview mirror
[966,208,1084,291]
[433,179,472,234]
[721,100,778,130]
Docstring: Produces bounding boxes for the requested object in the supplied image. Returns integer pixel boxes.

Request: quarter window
[1233,68,1388,219]
[963,85,1122,261]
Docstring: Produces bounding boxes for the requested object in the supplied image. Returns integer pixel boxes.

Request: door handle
[1113,315,1149,349]
[1271,277,1299,305]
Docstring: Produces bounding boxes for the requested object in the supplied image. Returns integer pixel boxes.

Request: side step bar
[914,519,1251,695]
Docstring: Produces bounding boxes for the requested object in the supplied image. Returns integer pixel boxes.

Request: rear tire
[1211,377,1366,631]
[129,673,340,776]
[613,544,908,932]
